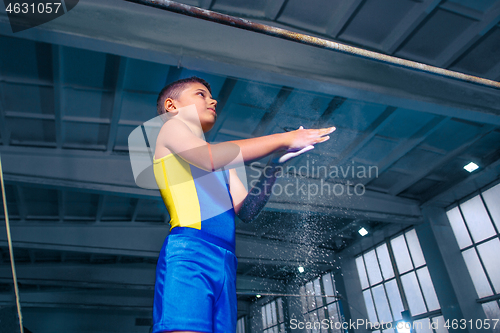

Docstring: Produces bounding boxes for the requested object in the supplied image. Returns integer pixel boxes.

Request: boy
[152,77,335,333]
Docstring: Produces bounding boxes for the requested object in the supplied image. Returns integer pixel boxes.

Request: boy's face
[168,82,218,132]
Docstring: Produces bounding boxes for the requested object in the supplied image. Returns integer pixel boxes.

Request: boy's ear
[164,98,178,114]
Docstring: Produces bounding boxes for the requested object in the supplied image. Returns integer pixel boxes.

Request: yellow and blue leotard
[153,153,236,251]
[152,153,238,332]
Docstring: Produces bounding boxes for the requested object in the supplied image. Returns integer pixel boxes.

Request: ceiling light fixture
[358,227,368,236]
[464,162,479,172]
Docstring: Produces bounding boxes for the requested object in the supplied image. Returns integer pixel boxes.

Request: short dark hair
[156,76,212,115]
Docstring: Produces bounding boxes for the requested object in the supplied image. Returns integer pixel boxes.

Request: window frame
[355,228,445,331]
[446,182,500,318]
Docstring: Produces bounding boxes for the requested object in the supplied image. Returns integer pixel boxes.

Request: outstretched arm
[157,119,335,171]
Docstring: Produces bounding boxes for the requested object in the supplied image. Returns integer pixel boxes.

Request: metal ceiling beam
[264,0,287,21]
[423,157,500,207]
[325,0,364,38]
[0,263,285,293]
[0,289,154,311]
[95,195,106,223]
[0,146,422,222]
[13,185,27,221]
[382,0,441,54]
[327,106,396,175]
[51,44,64,149]
[130,198,141,223]
[437,1,500,68]
[252,86,292,136]
[363,116,449,187]
[389,124,497,196]
[57,189,64,222]
[1,1,499,125]
[125,0,500,90]
[0,290,250,318]
[0,146,153,198]
[312,96,345,128]
[0,223,338,265]
[486,60,500,81]
[0,77,9,146]
[106,57,128,152]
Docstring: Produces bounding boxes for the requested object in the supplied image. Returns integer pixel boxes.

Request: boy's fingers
[322,127,337,135]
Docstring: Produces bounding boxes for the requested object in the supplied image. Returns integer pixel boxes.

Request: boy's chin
[201,123,215,133]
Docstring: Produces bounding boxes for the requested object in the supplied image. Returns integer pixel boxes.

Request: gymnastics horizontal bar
[124,0,500,90]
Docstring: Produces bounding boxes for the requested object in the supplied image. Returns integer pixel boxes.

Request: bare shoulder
[155,119,188,158]
[156,118,207,160]
[159,117,188,133]
[157,118,190,143]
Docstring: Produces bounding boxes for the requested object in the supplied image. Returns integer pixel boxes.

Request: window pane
[306,281,316,311]
[322,273,336,304]
[237,317,244,333]
[460,196,496,243]
[482,301,500,326]
[432,316,449,333]
[314,277,323,308]
[318,309,327,333]
[416,267,440,311]
[356,256,369,289]
[477,239,500,293]
[271,301,277,326]
[261,306,267,328]
[364,249,383,285]
[385,279,404,321]
[266,303,272,328]
[328,302,339,321]
[328,303,341,333]
[372,284,393,323]
[376,243,395,279]
[462,248,493,297]
[446,207,472,249]
[300,286,308,313]
[413,317,432,333]
[391,235,413,273]
[363,289,379,323]
[309,311,319,333]
[401,272,427,315]
[406,229,426,267]
[277,298,283,323]
[483,184,500,231]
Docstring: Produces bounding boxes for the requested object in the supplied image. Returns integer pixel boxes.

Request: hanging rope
[0,154,24,333]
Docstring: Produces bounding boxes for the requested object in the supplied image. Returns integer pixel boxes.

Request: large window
[261,298,285,333]
[356,229,446,332]
[446,183,500,323]
[299,272,344,333]
[237,316,246,333]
